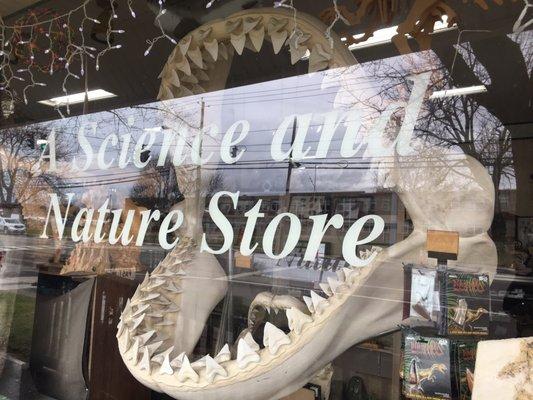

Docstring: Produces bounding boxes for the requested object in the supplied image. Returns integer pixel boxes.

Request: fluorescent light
[429,85,487,99]
[348,15,456,50]
[38,89,116,106]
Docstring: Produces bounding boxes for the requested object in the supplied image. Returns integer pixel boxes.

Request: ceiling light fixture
[38,89,116,107]
[429,85,487,99]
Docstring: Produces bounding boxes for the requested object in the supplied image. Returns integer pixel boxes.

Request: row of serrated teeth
[147,267,354,384]
[117,238,199,386]
[118,250,370,387]
[158,14,334,100]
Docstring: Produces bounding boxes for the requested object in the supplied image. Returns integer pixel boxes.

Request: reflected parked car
[0,217,26,234]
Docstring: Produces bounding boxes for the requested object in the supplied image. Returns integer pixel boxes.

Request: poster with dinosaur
[445,273,490,336]
[403,334,452,400]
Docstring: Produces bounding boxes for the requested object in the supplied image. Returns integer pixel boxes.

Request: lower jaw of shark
[116,231,436,400]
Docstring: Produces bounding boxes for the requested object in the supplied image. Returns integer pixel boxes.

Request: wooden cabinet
[88,274,151,400]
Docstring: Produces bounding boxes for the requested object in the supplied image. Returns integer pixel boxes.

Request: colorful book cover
[455,342,477,400]
[445,273,490,336]
[403,334,452,400]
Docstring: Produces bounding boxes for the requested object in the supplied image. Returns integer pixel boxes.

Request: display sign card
[427,230,459,261]
[403,334,452,400]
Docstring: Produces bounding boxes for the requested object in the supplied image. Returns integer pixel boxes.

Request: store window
[0,1,531,400]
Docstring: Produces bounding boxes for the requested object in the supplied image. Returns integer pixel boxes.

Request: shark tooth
[263,322,291,355]
[147,312,163,318]
[178,35,192,54]
[116,319,125,338]
[132,303,150,317]
[195,69,210,81]
[121,298,132,317]
[319,282,333,297]
[343,267,360,284]
[125,338,140,363]
[152,270,174,278]
[174,56,191,76]
[170,352,186,368]
[205,355,227,383]
[303,295,314,313]
[270,29,288,54]
[131,314,146,331]
[248,26,265,52]
[187,47,204,69]
[140,272,150,288]
[163,281,183,293]
[214,344,231,363]
[327,277,347,294]
[243,16,261,33]
[231,33,246,55]
[144,278,166,291]
[138,346,151,372]
[243,331,260,352]
[289,44,307,65]
[190,84,206,94]
[219,42,229,60]
[157,84,173,100]
[286,308,313,334]
[158,64,169,79]
[141,292,160,302]
[196,26,212,40]
[236,338,260,369]
[146,341,163,356]
[118,329,131,353]
[152,297,171,306]
[310,291,329,314]
[190,356,207,370]
[158,352,174,375]
[135,329,155,345]
[226,18,242,33]
[308,43,332,73]
[176,355,199,383]
[152,345,174,364]
[178,75,197,91]
[204,38,218,61]
[267,17,288,34]
[180,73,198,84]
